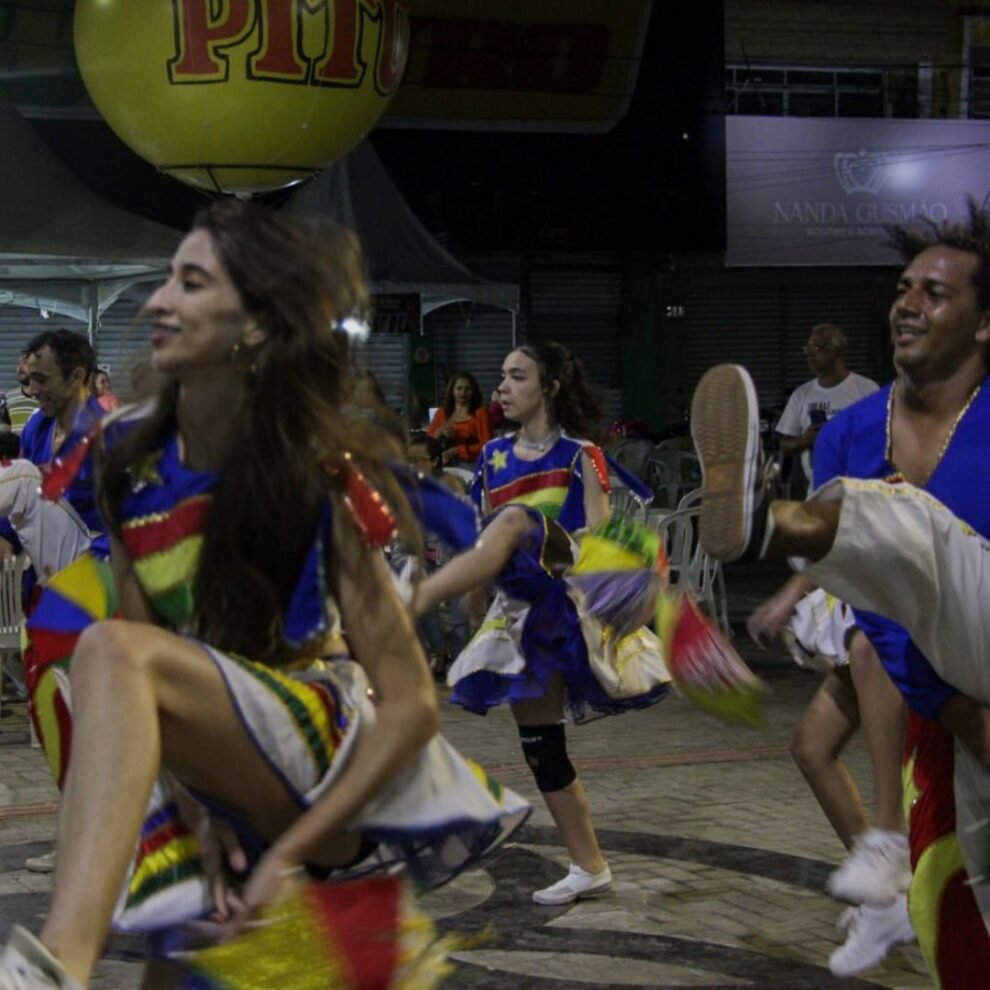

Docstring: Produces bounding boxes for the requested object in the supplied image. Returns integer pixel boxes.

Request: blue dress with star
[447,433,669,721]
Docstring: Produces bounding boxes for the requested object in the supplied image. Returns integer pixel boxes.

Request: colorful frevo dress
[446,432,671,721]
[26,411,530,937]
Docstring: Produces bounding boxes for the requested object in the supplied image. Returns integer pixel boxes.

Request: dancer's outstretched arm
[413,505,535,616]
[414,450,608,617]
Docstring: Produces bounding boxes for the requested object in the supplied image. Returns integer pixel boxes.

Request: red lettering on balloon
[169,0,254,82]
[313,0,362,85]
[251,0,307,79]
[167,0,408,91]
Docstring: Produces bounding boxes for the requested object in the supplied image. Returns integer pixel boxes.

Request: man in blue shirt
[692,200,990,989]
[0,329,106,573]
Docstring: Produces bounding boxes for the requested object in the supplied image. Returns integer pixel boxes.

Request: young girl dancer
[0,201,528,990]
[412,341,668,906]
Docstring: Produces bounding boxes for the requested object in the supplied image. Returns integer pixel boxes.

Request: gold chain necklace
[884,378,983,485]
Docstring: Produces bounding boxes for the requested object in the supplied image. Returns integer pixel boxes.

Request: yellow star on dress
[488,449,509,472]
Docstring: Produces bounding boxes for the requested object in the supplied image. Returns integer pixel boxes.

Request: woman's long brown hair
[441,370,482,417]
[100,201,414,665]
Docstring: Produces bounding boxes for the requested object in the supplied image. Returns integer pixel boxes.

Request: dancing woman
[412,341,667,906]
[0,201,527,990]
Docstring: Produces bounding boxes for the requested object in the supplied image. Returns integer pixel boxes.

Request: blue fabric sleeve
[18,412,45,463]
[810,413,847,490]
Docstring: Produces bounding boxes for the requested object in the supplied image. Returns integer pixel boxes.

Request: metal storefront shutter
[686,267,895,413]
[686,269,786,411]
[528,258,622,421]
[361,333,409,415]
[94,290,153,397]
[430,303,519,410]
[779,268,895,391]
[0,306,55,392]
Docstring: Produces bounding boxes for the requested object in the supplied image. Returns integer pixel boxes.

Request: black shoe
[690,365,773,562]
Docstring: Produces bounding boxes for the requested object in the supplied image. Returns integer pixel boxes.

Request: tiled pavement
[0,562,931,988]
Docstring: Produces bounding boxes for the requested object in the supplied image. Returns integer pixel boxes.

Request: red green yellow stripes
[222,653,345,777]
[123,494,211,627]
[489,468,569,519]
[125,802,202,911]
[122,495,211,557]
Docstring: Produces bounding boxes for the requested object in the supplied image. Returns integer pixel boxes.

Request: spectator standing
[777,323,878,492]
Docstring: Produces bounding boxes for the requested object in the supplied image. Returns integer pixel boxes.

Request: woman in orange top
[427,371,491,466]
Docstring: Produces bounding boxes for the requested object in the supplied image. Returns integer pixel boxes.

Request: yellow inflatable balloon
[75,0,409,195]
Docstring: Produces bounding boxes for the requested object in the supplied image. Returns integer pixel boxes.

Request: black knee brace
[519,722,576,793]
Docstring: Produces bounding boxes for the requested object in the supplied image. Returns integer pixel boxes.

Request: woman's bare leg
[847,632,905,833]
[413,507,534,615]
[789,668,866,850]
[41,620,358,985]
[511,676,606,876]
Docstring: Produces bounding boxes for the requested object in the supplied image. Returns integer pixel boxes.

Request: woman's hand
[236,846,304,923]
[171,781,249,923]
[182,848,303,944]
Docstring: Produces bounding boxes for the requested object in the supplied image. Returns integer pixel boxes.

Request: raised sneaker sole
[690,364,760,562]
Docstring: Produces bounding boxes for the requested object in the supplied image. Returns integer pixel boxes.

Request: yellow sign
[73,0,409,195]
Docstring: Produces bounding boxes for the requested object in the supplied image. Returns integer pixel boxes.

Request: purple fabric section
[450,510,667,721]
[565,570,657,640]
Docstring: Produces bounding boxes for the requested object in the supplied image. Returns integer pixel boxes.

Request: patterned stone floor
[0,562,932,987]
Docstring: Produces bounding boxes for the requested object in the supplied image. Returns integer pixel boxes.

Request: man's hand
[0,537,15,561]
[746,576,814,646]
[779,426,821,456]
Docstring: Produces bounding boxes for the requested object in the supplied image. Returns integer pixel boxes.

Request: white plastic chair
[677,486,703,511]
[609,480,650,523]
[651,507,730,636]
[0,555,28,723]
[608,438,654,485]
[646,449,702,509]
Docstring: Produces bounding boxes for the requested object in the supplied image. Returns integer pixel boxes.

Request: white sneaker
[827,829,911,905]
[24,852,55,875]
[828,895,915,977]
[0,926,81,990]
[532,863,613,906]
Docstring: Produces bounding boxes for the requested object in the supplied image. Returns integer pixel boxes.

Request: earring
[230,341,242,361]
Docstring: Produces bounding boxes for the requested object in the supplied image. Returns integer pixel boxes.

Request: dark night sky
[26,1,725,254]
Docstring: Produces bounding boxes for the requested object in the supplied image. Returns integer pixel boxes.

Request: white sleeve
[776,388,804,437]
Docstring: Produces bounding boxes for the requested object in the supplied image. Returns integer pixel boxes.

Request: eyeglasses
[802,343,837,355]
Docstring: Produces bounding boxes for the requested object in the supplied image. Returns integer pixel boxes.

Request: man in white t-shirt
[777,323,879,490]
